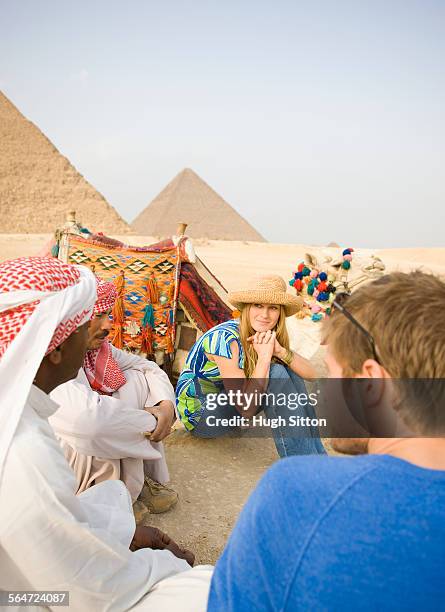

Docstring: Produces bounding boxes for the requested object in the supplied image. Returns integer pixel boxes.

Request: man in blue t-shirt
[208,271,445,611]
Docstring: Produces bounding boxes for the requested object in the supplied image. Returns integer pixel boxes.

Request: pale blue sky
[1,0,444,246]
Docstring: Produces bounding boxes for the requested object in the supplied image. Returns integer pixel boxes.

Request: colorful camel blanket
[179,263,232,330]
[67,236,179,354]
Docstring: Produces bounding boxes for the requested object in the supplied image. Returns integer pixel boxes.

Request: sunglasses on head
[332,292,381,364]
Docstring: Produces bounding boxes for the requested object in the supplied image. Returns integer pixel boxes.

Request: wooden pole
[176,222,187,236]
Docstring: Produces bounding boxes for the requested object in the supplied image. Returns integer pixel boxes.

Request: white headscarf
[0,258,96,482]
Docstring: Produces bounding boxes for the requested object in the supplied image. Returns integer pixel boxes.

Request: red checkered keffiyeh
[84,276,126,395]
[0,257,92,359]
[93,277,118,316]
[0,257,96,481]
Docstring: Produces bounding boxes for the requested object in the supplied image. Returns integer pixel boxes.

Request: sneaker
[138,477,179,514]
[132,499,150,524]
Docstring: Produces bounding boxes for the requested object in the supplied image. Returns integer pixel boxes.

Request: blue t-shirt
[208,454,445,611]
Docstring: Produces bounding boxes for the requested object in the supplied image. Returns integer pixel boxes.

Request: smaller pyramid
[131,168,265,241]
[0,92,129,233]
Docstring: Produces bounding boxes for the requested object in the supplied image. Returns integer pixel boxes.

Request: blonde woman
[176,275,325,457]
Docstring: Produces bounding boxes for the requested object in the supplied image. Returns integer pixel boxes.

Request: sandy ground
[1,234,444,564]
[2,234,444,282]
[147,432,279,564]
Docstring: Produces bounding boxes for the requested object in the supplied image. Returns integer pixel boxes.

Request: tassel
[141,277,156,355]
[141,304,155,355]
[147,276,159,303]
[166,331,174,354]
[166,308,175,353]
[141,326,153,355]
[51,243,59,257]
[110,271,125,348]
[142,304,155,328]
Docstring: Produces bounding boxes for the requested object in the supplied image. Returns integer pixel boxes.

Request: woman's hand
[249,330,275,362]
[131,526,195,567]
[248,331,286,361]
[145,400,175,442]
[272,335,287,360]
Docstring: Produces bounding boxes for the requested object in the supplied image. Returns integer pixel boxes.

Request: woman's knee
[269,362,290,379]
[268,363,308,395]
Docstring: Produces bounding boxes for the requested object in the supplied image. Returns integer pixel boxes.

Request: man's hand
[145,400,175,442]
[131,526,195,567]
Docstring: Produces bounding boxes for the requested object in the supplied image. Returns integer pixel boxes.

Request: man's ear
[357,359,390,407]
[358,360,398,435]
[361,359,390,380]
[46,345,63,365]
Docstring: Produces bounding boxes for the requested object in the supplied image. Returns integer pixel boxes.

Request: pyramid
[0,92,129,233]
[131,168,265,241]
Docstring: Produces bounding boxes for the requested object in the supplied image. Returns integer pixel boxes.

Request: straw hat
[228,274,303,317]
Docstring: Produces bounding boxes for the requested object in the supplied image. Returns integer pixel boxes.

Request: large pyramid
[0,92,129,233]
[131,168,265,241]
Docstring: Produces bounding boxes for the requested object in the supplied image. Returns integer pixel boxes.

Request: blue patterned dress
[176,320,244,430]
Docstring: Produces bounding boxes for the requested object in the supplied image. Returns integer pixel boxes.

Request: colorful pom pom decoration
[288,249,353,322]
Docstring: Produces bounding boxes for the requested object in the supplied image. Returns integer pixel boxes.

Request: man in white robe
[49,278,178,513]
[0,257,212,611]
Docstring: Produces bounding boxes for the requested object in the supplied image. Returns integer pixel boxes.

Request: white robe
[0,385,206,612]
[49,347,175,501]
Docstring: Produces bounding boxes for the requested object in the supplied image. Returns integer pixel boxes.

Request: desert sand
[2,234,444,281]
[1,234,444,564]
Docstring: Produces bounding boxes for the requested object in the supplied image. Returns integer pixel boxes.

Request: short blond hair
[323,271,445,378]
[323,271,445,433]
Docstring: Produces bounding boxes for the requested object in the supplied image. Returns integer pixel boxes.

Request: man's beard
[330,438,369,455]
[87,330,109,351]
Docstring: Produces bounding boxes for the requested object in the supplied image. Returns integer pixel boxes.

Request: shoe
[132,499,150,524]
[138,477,179,514]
